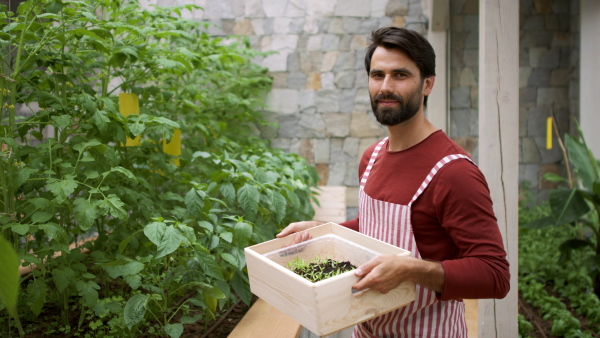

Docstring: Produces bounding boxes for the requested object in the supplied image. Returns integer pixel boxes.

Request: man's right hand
[276,220,324,246]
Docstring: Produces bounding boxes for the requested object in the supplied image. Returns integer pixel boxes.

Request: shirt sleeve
[434,161,510,300]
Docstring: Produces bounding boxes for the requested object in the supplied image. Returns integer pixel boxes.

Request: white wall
[580,0,600,158]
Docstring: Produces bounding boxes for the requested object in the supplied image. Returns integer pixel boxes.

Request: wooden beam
[478,1,519,337]
[423,0,449,132]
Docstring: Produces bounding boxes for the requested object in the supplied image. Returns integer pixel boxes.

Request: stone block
[306,0,335,16]
[521,137,542,163]
[520,87,537,104]
[259,35,271,50]
[533,0,552,14]
[350,112,387,138]
[379,16,393,28]
[221,19,235,35]
[342,17,362,34]
[315,163,329,186]
[330,138,356,163]
[291,138,315,164]
[386,0,409,16]
[343,137,360,161]
[529,47,547,67]
[285,0,306,17]
[520,47,529,67]
[465,31,478,49]
[463,15,478,32]
[335,71,356,89]
[544,14,559,30]
[539,48,560,68]
[329,18,345,34]
[354,89,372,112]
[552,32,571,48]
[534,136,563,163]
[307,35,324,51]
[316,90,341,113]
[522,14,545,31]
[251,19,265,35]
[393,16,406,28]
[289,18,306,34]
[271,34,299,51]
[266,88,299,114]
[298,113,326,138]
[303,16,320,34]
[520,164,540,188]
[462,0,478,14]
[335,0,371,17]
[314,138,331,163]
[270,72,288,88]
[263,0,286,17]
[537,87,568,109]
[450,86,471,109]
[333,52,356,71]
[449,108,471,138]
[526,105,550,137]
[344,162,360,186]
[339,88,357,114]
[463,50,478,67]
[299,89,316,111]
[245,0,264,17]
[262,51,289,72]
[323,113,351,137]
[232,18,254,35]
[321,72,335,89]
[204,0,235,19]
[322,34,341,51]
[327,162,346,186]
[550,68,570,86]
[306,72,322,90]
[359,18,380,34]
[339,35,353,51]
[355,50,367,69]
[321,51,339,72]
[519,106,528,137]
[459,67,477,87]
[450,0,467,14]
[257,111,279,139]
[288,72,308,89]
[287,52,300,72]
[371,0,387,17]
[274,18,292,34]
[271,138,291,152]
[278,115,300,138]
[520,67,533,88]
[527,68,551,87]
[350,35,368,53]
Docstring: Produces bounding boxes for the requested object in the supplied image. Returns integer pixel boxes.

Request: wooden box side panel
[314,280,417,336]
[245,249,319,330]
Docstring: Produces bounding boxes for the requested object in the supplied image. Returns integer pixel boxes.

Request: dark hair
[365,27,436,106]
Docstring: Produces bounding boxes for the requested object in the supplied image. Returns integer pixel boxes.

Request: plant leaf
[234,222,252,248]
[237,184,259,219]
[124,294,148,329]
[52,267,75,293]
[185,188,206,217]
[0,236,19,315]
[231,270,252,305]
[26,278,47,316]
[74,198,100,230]
[155,226,184,258]
[219,181,236,206]
[164,323,184,338]
[565,134,598,189]
[46,178,78,203]
[99,194,127,220]
[548,189,591,225]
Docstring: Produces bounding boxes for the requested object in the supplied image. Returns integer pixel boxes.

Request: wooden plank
[228,298,301,338]
[312,186,347,223]
[478,1,519,336]
[465,299,478,337]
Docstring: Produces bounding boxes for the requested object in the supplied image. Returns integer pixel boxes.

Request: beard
[369,88,424,126]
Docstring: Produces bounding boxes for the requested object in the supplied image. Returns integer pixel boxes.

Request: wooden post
[423,0,449,132]
[478,1,519,337]
[580,0,600,157]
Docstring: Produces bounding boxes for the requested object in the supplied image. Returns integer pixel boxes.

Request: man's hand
[352,254,445,294]
[276,221,324,246]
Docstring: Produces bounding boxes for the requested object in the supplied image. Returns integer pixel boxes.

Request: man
[277,27,510,337]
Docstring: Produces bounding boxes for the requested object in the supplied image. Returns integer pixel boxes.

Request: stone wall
[150,0,429,220]
[149,0,580,211]
[449,0,579,202]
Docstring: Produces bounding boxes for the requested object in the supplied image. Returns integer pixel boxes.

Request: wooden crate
[244,223,416,336]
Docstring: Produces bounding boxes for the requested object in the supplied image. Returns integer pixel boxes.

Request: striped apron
[352,138,469,338]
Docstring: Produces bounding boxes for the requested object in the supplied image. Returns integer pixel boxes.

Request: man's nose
[380,76,393,94]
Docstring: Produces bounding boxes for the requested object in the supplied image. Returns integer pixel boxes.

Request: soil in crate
[288,258,356,283]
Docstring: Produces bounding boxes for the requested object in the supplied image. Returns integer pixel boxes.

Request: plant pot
[244,222,416,336]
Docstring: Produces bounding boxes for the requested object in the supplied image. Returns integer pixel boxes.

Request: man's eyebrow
[369,68,414,75]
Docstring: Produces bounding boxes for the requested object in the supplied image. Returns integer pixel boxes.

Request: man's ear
[423,76,435,96]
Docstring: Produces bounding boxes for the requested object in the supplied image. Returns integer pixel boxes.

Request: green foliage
[0,0,319,336]
[286,256,356,283]
[0,236,19,315]
[521,125,600,298]
[519,183,600,335]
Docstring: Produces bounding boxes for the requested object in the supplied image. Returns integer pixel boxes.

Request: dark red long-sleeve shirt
[341,130,510,300]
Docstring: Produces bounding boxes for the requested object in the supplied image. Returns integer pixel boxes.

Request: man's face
[368,47,429,126]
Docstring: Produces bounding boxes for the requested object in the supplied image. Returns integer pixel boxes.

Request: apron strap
[408,154,474,207]
[359,137,388,190]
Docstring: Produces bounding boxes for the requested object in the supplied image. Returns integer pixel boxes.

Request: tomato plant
[0,0,319,337]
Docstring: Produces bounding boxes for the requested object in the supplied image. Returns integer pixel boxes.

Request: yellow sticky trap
[163,129,181,166]
[119,93,141,146]
[546,117,553,150]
